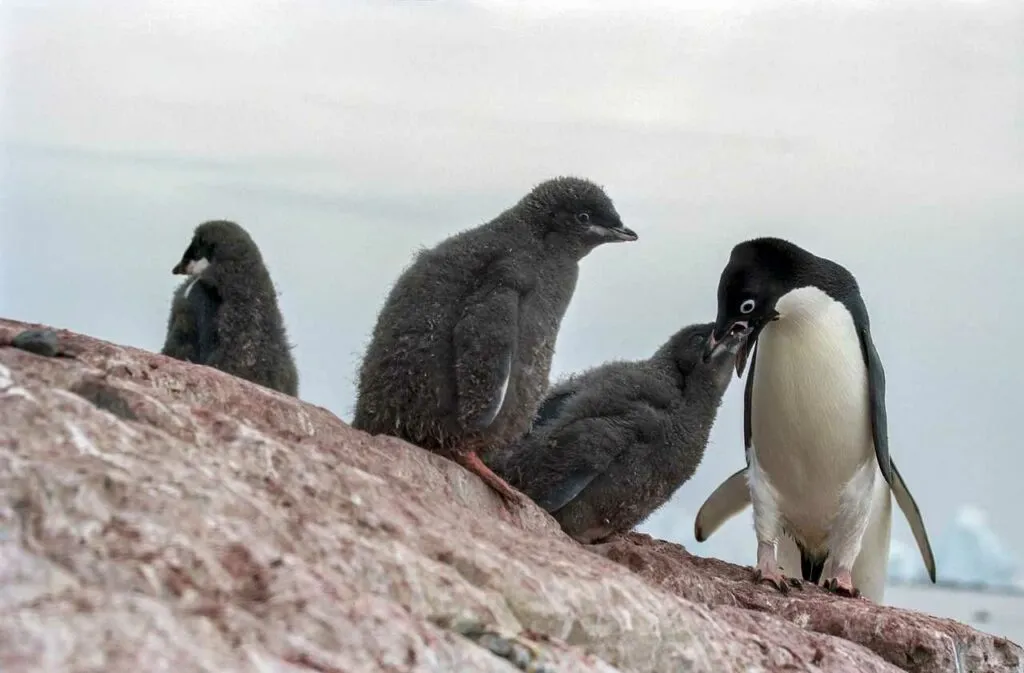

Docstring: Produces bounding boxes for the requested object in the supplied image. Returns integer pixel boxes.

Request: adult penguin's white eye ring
[739,298,756,314]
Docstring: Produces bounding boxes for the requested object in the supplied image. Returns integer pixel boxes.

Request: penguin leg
[821,460,877,599]
[748,453,802,594]
[753,542,803,594]
[847,471,893,602]
[455,449,529,506]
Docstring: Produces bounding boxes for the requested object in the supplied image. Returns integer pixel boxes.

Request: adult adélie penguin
[697,236,936,602]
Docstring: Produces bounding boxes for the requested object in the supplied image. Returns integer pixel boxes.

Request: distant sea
[887,584,1024,646]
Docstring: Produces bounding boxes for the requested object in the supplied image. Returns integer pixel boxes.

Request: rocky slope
[0,317,1020,673]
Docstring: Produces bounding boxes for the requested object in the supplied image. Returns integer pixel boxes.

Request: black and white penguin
[698,236,935,602]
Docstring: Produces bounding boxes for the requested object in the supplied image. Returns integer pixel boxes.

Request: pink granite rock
[0,318,1019,673]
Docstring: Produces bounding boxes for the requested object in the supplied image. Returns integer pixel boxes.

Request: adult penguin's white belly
[749,286,881,554]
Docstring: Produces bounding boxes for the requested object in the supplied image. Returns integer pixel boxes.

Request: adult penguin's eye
[739,298,756,314]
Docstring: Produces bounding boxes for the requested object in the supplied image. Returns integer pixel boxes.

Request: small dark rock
[11,329,59,357]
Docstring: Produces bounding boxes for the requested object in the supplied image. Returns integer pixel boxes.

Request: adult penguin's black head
[703,237,813,376]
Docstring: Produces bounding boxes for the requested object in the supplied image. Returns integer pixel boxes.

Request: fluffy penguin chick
[701,236,935,602]
[352,176,638,504]
[160,220,299,397]
[491,322,746,542]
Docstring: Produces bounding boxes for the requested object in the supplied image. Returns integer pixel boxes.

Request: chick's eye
[575,212,590,224]
[739,298,756,314]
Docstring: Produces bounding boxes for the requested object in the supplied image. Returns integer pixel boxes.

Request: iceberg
[931,505,1018,590]
[888,504,1019,590]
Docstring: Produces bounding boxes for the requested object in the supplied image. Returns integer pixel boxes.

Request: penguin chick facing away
[699,236,935,602]
[160,220,299,397]
[352,177,638,504]
[490,321,747,543]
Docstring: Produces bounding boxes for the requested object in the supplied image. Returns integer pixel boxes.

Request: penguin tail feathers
[800,550,827,584]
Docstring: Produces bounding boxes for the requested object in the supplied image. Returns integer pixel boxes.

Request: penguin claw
[823,577,861,598]
[752,568,802,594]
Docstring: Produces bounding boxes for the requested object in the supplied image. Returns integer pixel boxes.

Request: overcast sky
[2,0,1023,587]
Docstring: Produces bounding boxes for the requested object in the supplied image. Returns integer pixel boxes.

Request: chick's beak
[172,260,188,275]
[719,310,781,376]
[703,320,749,362]
[601,223,638,241]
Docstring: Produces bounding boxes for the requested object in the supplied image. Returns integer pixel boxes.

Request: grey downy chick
[161,220,299,397]
[352,176,638,504]
[491,321,747,542]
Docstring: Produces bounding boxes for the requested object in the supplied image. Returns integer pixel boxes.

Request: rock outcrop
[1,317,1020,673]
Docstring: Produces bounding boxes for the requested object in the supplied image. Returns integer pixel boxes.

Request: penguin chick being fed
[491,322,746,542]
[352,176,638,504]
[699,236,935,602]
[160,219,299,397]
